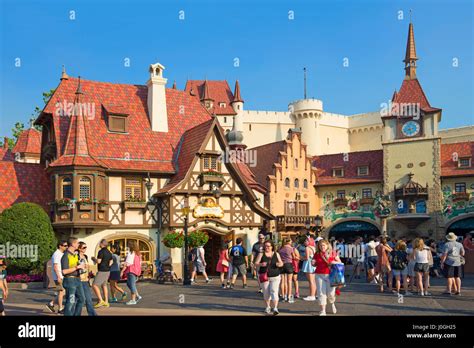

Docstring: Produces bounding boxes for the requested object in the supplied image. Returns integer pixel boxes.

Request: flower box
[199,171,224,185]
[124,201,147,210]
[360,197,375,205]
[78,203,93,211]
[333,198,348,207]
[452,192,470,202]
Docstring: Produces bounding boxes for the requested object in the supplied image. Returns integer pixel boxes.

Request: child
[0,257,8,316]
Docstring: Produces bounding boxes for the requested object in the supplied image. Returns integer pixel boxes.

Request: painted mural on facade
[442,184,474,220]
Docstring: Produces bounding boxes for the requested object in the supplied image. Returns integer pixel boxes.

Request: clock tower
[381,20,444,239]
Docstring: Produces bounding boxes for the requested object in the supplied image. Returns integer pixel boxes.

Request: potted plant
[55,198,72,211]
[187,230,209,248]
[98,199,109,211]
[162,231,185,248]
[124,196,147,210]
[77,198,93,210]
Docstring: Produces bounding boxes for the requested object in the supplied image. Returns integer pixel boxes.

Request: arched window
[61,177,72,198]
[284,178,290,188]
[303,179,308,189]
[79,177,91,200]
[294,158,298,168]
[294,179,299,188]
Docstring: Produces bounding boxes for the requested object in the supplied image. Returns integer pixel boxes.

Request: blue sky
[0,0,473,138]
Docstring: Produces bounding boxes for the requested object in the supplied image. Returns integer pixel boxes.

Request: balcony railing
[277,215,320,227]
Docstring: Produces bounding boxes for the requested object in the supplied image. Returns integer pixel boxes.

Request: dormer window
[203,155,219,171]
[104,105,129,133]
[357,165,369,176]
[332,168,344,177]
[219,102,226,108]
[459,157,471,168]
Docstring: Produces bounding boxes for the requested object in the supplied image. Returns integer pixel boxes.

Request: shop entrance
[200,229,235,276]
[328,220,381,241]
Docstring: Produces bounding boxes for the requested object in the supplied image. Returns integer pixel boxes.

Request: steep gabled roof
[0,156,52,212]
[248,140,286,189]
[184,80,237,115]
[12,128,42,155]
[441,142,474,177]
[38,76,212,172]
[391,78,440,114]
[313,150,383,186]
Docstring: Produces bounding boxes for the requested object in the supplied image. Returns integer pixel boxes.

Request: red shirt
[313,252,335,274]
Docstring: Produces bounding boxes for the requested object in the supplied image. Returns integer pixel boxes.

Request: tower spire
[232,80,243,103]
[404,16,418,80]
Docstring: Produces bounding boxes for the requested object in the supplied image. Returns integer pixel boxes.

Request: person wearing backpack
[390,240,411,296]
[190,245,211,284]
[121,240,142,305]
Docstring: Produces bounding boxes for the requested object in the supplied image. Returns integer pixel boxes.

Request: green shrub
[162,231,185,248]
[0,203,57,274]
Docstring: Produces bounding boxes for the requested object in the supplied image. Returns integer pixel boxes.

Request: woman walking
[390,240,410,296]
[254,240,284,315]
[0,257,8,316]
[77,242,97,316]
[121,241,143,305]
[216,243,230,288]
[279,238,297,303]
[312,239,342,316]
[109,244,126,303]
[375,237,393,293]
[411,238,432,296]
[301,237,317,301]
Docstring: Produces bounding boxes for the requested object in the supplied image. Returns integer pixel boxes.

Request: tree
[0,203,57,274]
[0,88,55,149]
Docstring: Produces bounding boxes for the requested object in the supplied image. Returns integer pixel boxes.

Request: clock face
[402,120,420,137]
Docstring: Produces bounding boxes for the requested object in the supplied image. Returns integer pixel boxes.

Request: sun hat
[446,232,457,242]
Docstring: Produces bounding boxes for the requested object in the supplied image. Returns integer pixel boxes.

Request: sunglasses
[61,244,68,247]
[81,247,87,250]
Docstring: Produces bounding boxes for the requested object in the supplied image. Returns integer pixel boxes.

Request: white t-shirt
[125,251,135,266]
[51,250,64,281]
[366,241,378,257]
[414,248,430,264]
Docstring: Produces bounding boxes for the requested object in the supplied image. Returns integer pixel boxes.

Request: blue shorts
[367,256,378,270]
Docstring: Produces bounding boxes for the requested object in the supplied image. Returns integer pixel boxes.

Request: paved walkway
[4,274,474,316]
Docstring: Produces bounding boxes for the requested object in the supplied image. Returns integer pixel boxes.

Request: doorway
[203,232,222,276]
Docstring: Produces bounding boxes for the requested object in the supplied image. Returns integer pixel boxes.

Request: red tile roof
[39,77,212,172]
[389,78,441,116]
[0,156,52,213]
[248,140,286,189]
[313,150,384,186]
[184,80,237,115]
[12,128,41,155]
[441,142,474,177]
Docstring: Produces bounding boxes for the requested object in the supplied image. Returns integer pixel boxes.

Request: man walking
[441,232,465,295]
[229,238,248,288]
[61,237,86,316]
[46,240,68,314]
[250,234,266,293]
[92,239,113,308]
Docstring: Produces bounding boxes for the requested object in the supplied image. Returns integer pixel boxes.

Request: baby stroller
[156,254,179,284]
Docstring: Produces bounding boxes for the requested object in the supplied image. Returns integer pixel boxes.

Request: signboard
[192,197,224,219]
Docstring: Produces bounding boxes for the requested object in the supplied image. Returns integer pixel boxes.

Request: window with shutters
[79,177,91,199]
[124,178,142,200]
[62,177,72,199]
[203,155,218,171]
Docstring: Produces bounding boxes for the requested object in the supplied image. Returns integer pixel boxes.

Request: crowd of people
[46,237,143,316]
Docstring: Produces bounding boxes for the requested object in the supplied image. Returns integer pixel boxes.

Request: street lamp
[314,215,323,234]
[181,198,191,286]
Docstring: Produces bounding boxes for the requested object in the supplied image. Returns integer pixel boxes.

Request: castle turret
[289,98,323,156]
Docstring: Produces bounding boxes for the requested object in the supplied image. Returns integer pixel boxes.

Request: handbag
[221,259,229,267]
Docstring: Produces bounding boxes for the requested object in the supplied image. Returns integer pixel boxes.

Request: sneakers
[283,295,288,302]
[331,303,337,314]
[319,311,327,316]
[294,292,300,299]
[109,297,118,303]
[94,300,107,309]
[258,288,263,294]
[206,278,212,283]
[46,303,55,313]
[272,308,279,316]
[58,308,64,315]
[229,283,235,289]
[243,284,248,289]
[121,292,127,301]
[137,295,142,302]
[190,279,195,284]
[303,296,316,301]
[264,307,272,315]
[424,291,432,296]
[288,295,295,304]
[103,302,110,308]
[126,299,137,305]
[221,284,226,289]
[226,282,231,289]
